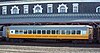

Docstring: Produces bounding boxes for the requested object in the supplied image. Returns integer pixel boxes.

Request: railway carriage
[0,0,100,43]
[2,25,93,42]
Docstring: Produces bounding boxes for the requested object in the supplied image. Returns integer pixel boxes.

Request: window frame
[47,30,51,34]
[61,30,66,34]
[51,30,56,34]
[33,4,43,13]
[81,30,87,35]
[10,30,15,34]
[65,30,70,34]
[47,4,53,13]
[60,6,66,13]
[37,30,42,34]
[24,30,28,34]
[19,30,24,34]
[57,3,68,13]
[11,6,20,14]
[42,30,46,34]
[96,6,100,13]
[56,30,60,34]
[72,3,79,13]
[23,5,29,14]
[71,30,76,34]
[2,6,7,14]
[33,30,36,34]
[28,30,32,34]
[73,6,78,12]
[76,30,81,35]
[15,30,19,34]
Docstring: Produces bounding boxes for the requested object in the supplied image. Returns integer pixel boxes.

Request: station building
[0,0,100,42]
[0,0,100,25]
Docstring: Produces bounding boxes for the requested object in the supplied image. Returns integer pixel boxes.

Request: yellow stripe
[8,34,89,39]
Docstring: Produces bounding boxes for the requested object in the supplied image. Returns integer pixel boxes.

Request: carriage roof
[9,25,92,28]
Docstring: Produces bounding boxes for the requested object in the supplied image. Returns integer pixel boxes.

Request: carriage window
[56,30,60,34]
[33,30,36,34]
[24,30,27,34]
[15,30,19,34]
[51,30,56,34]
[47,30,50,34]
[28,30,32,34]
[42,30,46,34]
[66,30,70,34]
[61,30,65,34]
[11,31,13,34]
[82,31,86,35]
[19,30,23,34]
[72,30,76,34]
[37,30,41,34]
[77,30,81,34]
[10,30,15,34]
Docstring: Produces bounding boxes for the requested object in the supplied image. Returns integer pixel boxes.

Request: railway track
[0,44,100,53]
[0,40,100,48]
[0,40,100,53]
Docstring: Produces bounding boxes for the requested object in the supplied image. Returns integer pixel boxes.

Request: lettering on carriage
[11,6,20,14]
[96,6,100,13]
[33,4,43,13]
[2,6,7,14]
[57,3,68,13]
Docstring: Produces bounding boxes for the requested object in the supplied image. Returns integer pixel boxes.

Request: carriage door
[89,28,93,41]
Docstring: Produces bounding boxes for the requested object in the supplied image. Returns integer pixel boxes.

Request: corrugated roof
[0,14,100,24]
[0,14,100,18]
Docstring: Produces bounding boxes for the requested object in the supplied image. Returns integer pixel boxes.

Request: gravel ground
[0,42,100,53]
